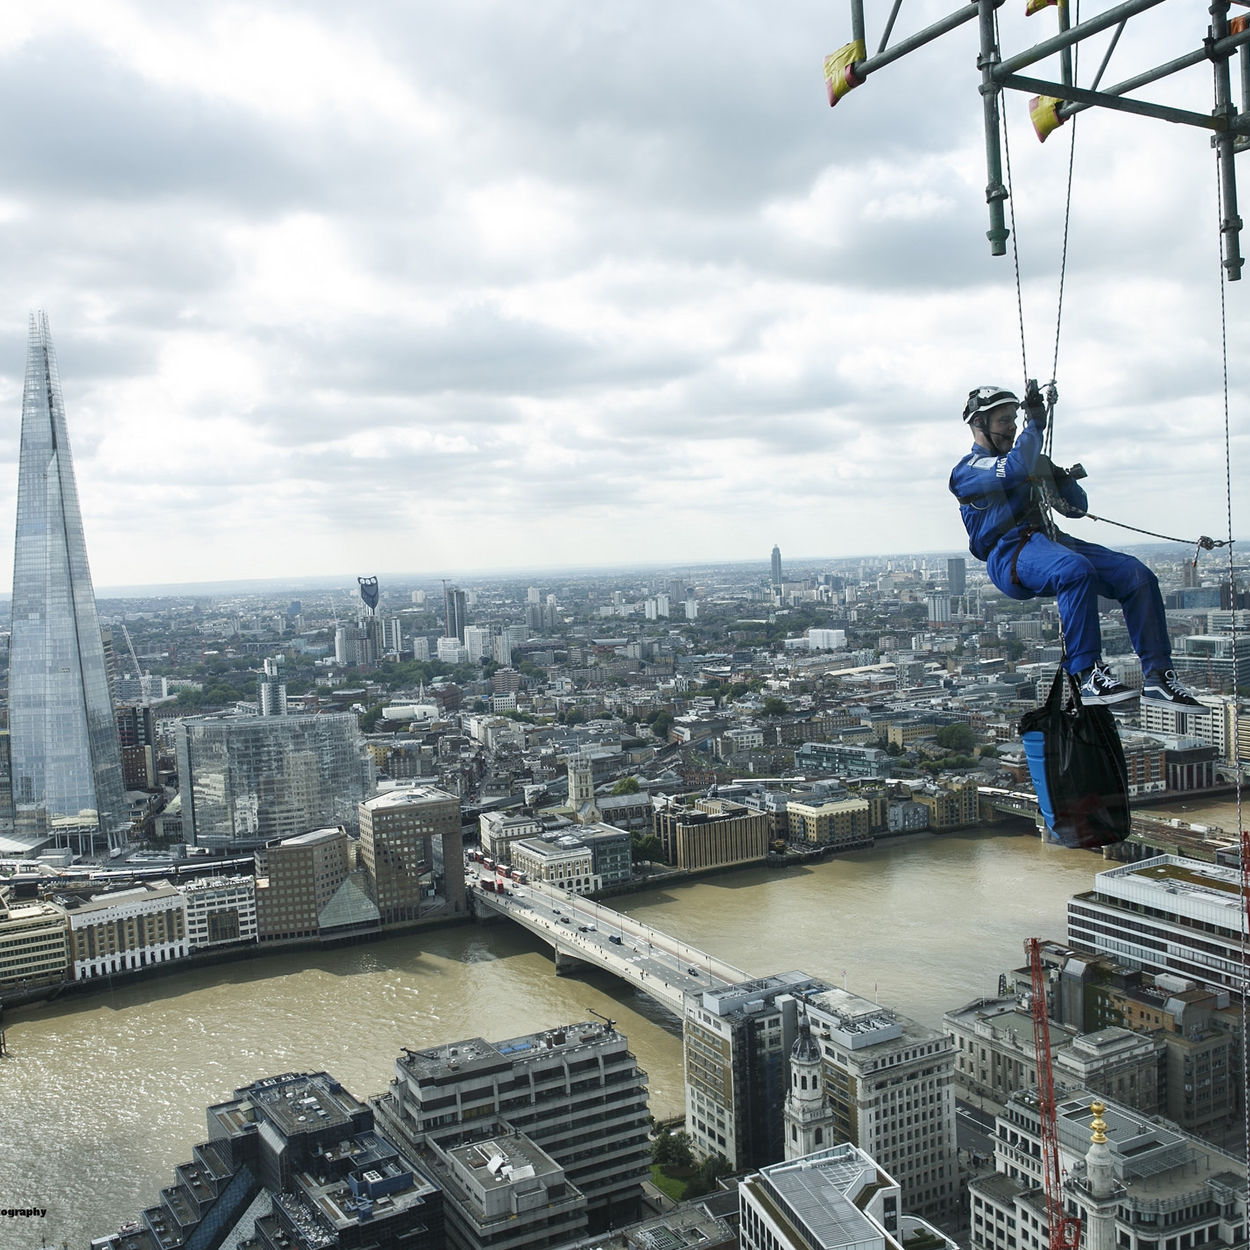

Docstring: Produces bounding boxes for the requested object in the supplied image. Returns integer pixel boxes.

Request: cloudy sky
[0,1,1240,588]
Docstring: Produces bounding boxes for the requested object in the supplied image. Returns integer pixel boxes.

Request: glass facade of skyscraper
[175,714,374,849]
[9,313,126,849]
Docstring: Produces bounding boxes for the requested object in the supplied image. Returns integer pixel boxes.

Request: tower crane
[120,624,150,709]
[1026,937,1081,1250]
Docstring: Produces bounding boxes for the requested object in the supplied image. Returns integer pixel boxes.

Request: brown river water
[0,825,1129,1246]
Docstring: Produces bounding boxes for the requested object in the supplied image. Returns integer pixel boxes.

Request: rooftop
[401,1021,622,1082]
[361,785,458,812]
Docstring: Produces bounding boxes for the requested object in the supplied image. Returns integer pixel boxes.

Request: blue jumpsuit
[949,417,1171,676]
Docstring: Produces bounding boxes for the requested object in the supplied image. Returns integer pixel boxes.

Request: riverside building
[65,882,187,980]
[374,1020,651,1231]
[654,797,769,871]
[0,891,68,998]
[1067,855,1247,998]
[358,786,465,922]
[180,875,257,951]
[95,1070,444,1250]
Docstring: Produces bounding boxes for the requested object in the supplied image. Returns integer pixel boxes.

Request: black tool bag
[1018,668,1131,850]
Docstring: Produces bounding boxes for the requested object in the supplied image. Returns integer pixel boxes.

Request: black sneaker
[1142,669,1202,706]
[1077,663,1138,706]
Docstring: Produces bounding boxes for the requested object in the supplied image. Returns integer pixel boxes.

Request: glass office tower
[176,714,374,850]
[9,313,126,851]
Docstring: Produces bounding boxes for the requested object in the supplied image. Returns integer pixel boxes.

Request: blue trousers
[986,532,1170,676]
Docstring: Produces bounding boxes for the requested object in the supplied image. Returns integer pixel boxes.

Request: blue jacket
[948,418,1088,563]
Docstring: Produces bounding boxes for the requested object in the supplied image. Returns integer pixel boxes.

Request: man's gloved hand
[1051,463,1071,490]
[1022,378,1047,430]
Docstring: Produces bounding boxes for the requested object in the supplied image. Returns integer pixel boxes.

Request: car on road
[687,967,699,976]
[609,934,623,944]
[560,916,571,924]
[577,925,589,932]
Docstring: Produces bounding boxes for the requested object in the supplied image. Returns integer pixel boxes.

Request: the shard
[10,312,125,852]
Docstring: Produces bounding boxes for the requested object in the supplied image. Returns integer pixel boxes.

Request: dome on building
[791,1013,822,1064]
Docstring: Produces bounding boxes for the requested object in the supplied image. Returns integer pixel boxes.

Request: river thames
[2,826,1115,1246]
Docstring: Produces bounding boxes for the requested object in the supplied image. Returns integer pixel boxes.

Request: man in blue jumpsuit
[950,382,1200,707]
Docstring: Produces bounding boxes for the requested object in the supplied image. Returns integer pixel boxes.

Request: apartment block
[786,797,872,849]
[374,1020,651,1232]
[359,786,465,923]
[909,778,979,831]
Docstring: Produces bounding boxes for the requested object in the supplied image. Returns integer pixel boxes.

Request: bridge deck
[471,875,748,1012]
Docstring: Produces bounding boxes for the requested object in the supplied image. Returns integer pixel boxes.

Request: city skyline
[0,6,1240,586]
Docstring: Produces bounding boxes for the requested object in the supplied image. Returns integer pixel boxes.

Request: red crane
[1026,938,1082,1250]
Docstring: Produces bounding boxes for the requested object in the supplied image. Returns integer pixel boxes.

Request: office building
[180,874,257,951]
[970,1089,1244,1250]
[479,810,543,864]
[255,826,358,942]
[684,972,818,1171]
[0,891,69,998]
[786,797,872,850]
[576,821,633,887]
[417,1122,589,1250]
[654,797,769,871]
[910,778,979,830]
[793,741,892,779]
[947,557,966,597]
[926,594,951,624]
[66,882,187,980]
[771,546,783,586]
[9,313,126,851]
[1171,634,1250,692]
[358,786,465,922]
[944,996,1160,1114]
[413,636,430,661]
[800,985,958,1223]
[741,1144,955,1250]
[176,713,373,850]
[438,636,469,664]
[510,835,601,894]
[257,656,287,717]
[95,1070,444,1250]
[445,585,468,642]
[374,1019,652,1231]
[1068,855,1247,997]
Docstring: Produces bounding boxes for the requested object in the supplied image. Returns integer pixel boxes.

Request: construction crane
[1026,938,1081,1250]
[587,1007,616,1034]
[120,624,150,709]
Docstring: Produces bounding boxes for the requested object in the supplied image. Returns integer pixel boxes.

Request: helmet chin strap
[974,417,1015,456]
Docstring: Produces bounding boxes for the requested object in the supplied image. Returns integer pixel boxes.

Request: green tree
[762,697,788,717]
[359,703,385,734]
[632,833,663,864]
[612,777,641,795]
[651,1130,694,1169]
[651,711,674,740]
[698,1152,733,1186]
[934,723,977,753]
[979,743,1000,758]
